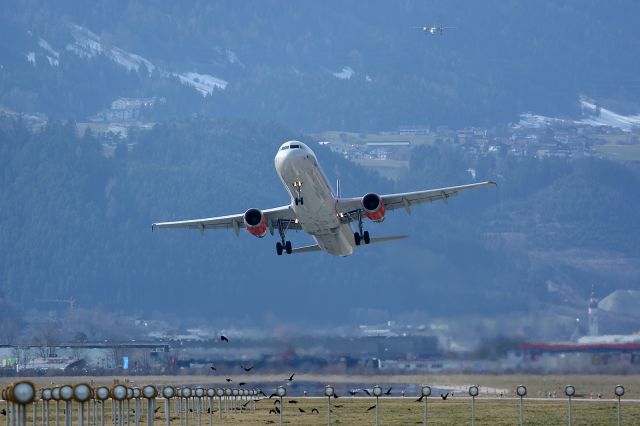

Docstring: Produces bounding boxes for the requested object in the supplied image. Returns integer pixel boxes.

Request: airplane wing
[151,205,300,236]
[336,181,496,216]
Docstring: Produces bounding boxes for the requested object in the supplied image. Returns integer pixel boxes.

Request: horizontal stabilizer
[368,235,408,244]
[291,244,323,254]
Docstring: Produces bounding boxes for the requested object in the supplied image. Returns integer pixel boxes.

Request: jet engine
[362,193,385,222]
[244,208,268,237]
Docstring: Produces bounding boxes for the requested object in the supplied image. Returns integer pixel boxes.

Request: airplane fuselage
[274,142,355,256]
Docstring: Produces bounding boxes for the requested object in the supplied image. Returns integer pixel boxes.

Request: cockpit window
[280,145,290,150]
[290,144,300,149]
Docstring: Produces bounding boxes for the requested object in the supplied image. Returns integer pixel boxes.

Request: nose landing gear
[293,181,304,205]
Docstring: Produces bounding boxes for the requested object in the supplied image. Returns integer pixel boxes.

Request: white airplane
[414,25,456,35]
[152,141,495,256]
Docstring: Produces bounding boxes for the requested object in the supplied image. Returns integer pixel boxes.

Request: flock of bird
[144,334,456,417]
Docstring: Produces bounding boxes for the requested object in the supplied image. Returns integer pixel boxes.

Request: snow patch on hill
[333,66,354,80]
[174,72,228,95]
[66,25,155,74]
[519,98,640,130]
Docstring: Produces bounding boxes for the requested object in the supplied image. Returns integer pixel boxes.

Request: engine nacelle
[362,193,385,222]
[244,208,268,238]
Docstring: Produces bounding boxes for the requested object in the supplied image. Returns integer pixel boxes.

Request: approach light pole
[73,383,92,426]
[372,385,383,426]
[420,385,431,426]
[143,386,157,426]
[324,385,334,426]
[468,385,479,426]
[276,386,286,426]
[95,387,109,426]
[614,385,624,426]
[516,385,527,426]
[565,385,575,426]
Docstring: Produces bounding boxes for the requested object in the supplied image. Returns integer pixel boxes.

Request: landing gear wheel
[295,198,299,206]
[363,231,370,245]
[299,197,304,205]
[285,241,292,254]
[276,242,283,256]
[354,232,361,246]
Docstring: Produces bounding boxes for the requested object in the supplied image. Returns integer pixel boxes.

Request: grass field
[3,374,639,424]
[3,396,639,425]
[595,143,640,161]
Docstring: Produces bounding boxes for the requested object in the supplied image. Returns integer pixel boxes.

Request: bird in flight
[287,373,295,381]
[298,408,305,413]
[441,392,449,400]
[268,408,276,415]
[225,378,232,382]
[349,389,359,396]
[220,335,229,342]
[269,393,277,399]
[288,400,298,404]
[311,408,319,414]
[209,366,216,371]
[274,406,280,414]
[154,406,161,413]
[334,404,344,408]
[241,365,254,372]
[415,395,424,402]
[242,401,250,408]
[363,389,371,396]
[367,405,376,411]
[385,387,392,395]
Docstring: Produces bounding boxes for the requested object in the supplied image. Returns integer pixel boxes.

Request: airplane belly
[313,224,355,256]
[279,156,339,233]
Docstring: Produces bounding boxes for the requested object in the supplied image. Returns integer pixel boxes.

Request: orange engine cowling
[362,193,385,222]
[244,208,268,238]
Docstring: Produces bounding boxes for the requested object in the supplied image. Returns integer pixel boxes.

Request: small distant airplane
[414,25,456,35]
[152,141,495,256]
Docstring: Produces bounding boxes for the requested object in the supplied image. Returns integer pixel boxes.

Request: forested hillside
[1,118,638,327]
[2,1,639,129]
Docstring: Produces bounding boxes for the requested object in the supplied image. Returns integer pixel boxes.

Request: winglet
[151,224,156,232]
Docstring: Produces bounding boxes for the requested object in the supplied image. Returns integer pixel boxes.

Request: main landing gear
[275,219,293,255]
[293,180,304,205]
[353,211,371,246]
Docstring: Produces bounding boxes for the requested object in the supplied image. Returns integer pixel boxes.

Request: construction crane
[36,298,77,310]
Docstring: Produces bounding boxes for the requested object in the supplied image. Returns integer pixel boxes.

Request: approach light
[181,388,192,398]
[324,385,335,397]
[12,382,36,404]
[96,387,110,401]
[372,385,383,397]
[143,385,157,399]
[468,385,479,397]
[516,385,527,397]
[111,385,127,401]
[276,386,286,398]
[207,389,215,398]
[615,385,625,397]
[565,385,575,397]
[421,385,432,397]
[195,388,204,398]
[42,389,52,401]
[60,385,74,402]
[162,386,175,399]
[73,384,92,403]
